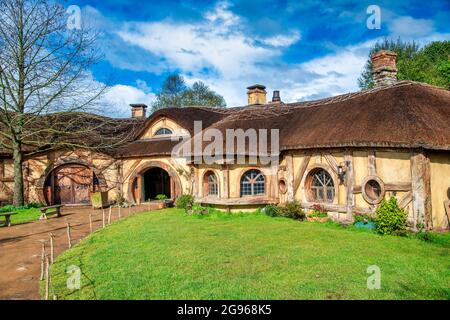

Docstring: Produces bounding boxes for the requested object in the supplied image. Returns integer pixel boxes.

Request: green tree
[152,74,226,111]
[151,74,187,111]
[358,38,450,89]
[182,81,226,108]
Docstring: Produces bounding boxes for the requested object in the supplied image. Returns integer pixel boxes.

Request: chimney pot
[247,84,267,105]
[371,50,398,87]
[130,104,148,118]
[272,90,281,103]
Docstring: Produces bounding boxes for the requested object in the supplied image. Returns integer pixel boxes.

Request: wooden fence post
[118,206,121,219]
[40,242,45,281]
[102,208,105,228]
[66,223,72,249]
[89,213,93,234]
[49,233,54,264]
[108,206,112,224]
[44,255,50,300]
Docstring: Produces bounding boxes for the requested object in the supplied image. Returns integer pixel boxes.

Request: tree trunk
[13,140,24,206]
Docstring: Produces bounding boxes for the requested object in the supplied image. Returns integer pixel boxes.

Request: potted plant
[307,204,329,222]
[155,194,168,209]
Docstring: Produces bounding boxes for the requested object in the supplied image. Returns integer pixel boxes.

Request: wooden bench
[0,212,18,227]
[39,205,64,220]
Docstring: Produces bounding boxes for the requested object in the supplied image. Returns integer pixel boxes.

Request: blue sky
[73,0,450,117]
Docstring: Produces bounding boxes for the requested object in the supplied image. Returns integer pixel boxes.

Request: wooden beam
[410,151,432,230]
[324,154,339,175]
[398,191,413,209]
[294,156,311,194]
[368,150,377,176]
[285,154,294,202]
[301,202,347,213]
[385,183,412,192]
[345,151,355,217]
[222,165,229,199]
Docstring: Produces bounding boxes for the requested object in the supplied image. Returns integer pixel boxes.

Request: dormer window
[154,128,173,136]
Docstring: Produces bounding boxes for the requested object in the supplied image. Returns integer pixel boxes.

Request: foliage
[278,201,306,221]
[175,194,195,211]
[152,74,226,111]
[262,204,279,217]
[358,38,450,89]
[46,208,450,300]
[353,213,376,223]
[0,206,42,227]
[0,203,42,213]
[375,197,408,235]
[190,204,211,216]
[155,194,168,201]
[309,204,328,218]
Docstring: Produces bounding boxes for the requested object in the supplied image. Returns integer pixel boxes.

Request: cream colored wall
[195,162,277,200]
[121,156,191,202]
[429,153,450,230]
[139,117,188,139]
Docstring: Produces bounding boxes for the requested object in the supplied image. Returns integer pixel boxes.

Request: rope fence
[37,203,150,300]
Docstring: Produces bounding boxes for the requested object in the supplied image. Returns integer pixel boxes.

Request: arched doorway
[143,167,171,201]
[44,164,99,205]
[129,161,182,204]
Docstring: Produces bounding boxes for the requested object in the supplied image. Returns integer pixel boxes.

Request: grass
[0,205,41,227]
[47,209,450,300]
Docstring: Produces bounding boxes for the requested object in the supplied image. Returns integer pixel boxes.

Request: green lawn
[47,209,450,300]
[0,207,41,227]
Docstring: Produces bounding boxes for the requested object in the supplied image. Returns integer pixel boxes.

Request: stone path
[0,204,154,300]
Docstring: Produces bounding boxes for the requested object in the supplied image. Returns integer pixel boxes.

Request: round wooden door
[51,165,93,205]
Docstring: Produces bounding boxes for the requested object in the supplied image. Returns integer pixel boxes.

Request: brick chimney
[130,104,147,118]
[371,50,398,87]
[247,85,267,105]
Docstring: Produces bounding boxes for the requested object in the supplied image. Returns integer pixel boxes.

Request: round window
[362,176,385,205]
[279,179,287,194]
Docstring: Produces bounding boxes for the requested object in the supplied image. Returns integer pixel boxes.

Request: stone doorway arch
[127,161,182,204]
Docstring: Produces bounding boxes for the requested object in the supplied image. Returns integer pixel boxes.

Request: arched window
[307,168,335,203]
[154,128,173,136]
[204,171,218,197]
[240,169,265,197]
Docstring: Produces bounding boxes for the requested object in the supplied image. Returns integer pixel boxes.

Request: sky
[71,0,450,117]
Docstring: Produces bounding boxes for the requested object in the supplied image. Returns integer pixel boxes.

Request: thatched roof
[123,81,449,157]
[2,81,449,159]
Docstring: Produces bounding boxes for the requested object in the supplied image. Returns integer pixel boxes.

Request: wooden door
[54,165,92,205]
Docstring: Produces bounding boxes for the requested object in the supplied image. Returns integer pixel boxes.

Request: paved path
[0,204,154,300]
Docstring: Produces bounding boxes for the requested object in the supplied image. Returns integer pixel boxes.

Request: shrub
[262,204,279,217]
[175,194,194,211]
[279,201,306,221]
[375,197,408,235]
[353,213,375,223]
[191,204,210,215]
[309,204,328,218]
[156,194,168,201]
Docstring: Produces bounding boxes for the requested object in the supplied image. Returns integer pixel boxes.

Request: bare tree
[0,0,128,206]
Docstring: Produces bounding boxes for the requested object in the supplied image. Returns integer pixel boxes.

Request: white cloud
[100,84,155,118]
[85,3,449,110]
[259,30,302,47]
[389,16,435,37]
